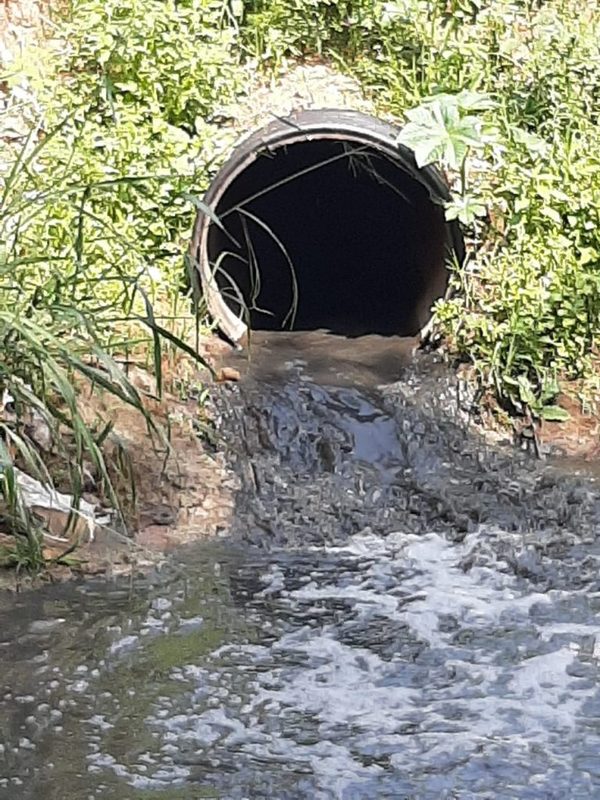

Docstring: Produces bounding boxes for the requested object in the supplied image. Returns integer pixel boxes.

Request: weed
[0,0,247,569]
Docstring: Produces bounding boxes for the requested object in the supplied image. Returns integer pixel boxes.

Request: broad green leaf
[398,98,485,170]
[540,207,562,225]
[517,375,537,406]
[540,405,571,422]
[445,195,487,225]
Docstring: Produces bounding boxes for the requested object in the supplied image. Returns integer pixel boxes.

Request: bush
[5,0,245,321]
[0,0,246,566]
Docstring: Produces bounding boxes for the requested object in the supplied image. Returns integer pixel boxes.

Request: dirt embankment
[77,356,240,569]
[0,336,245,590]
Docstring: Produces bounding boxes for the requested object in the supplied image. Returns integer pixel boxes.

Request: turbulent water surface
[1,332,600,799]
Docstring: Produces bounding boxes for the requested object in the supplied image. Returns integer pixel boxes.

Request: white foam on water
[399,532,554,648]
[84,527,600,797]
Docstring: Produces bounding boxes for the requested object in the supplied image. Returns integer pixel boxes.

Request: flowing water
[2,332,600,799]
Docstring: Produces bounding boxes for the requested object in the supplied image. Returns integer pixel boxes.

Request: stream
[2,332,600,799]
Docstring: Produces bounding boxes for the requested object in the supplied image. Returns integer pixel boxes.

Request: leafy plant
[507,374,570,423]
[397,90,494,225]
[397,90,493,171]
[0,0,248,569]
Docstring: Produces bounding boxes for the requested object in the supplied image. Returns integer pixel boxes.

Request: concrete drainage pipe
[190,109,464,344]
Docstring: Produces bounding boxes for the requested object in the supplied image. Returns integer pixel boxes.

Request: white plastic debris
[14,468,110,543]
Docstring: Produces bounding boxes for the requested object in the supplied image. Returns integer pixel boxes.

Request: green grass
[0,0,246,568]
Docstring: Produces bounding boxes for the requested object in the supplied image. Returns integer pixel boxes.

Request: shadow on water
[2,332,600,799]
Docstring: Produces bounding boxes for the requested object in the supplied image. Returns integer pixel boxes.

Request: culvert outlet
[191,109,464,343]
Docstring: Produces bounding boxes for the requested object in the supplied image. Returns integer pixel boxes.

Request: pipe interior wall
[207,139,450,337]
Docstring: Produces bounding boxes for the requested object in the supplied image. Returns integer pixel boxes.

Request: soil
[455,364,600,464]
[539,391,600,461]
[0,335,243,591]
[218,59,378,135]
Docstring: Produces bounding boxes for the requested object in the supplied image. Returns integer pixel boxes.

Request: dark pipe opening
[206,138,452,338]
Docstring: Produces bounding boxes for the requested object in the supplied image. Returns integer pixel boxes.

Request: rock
[216,367,241,383]
[117,364,158,396]
[34,508,89,545]
[75,525,135,574]
[26,410,52,452]
[136,525,177,553]
[139,504,177,527]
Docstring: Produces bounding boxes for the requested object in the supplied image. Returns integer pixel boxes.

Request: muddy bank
[0,342,240,591]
